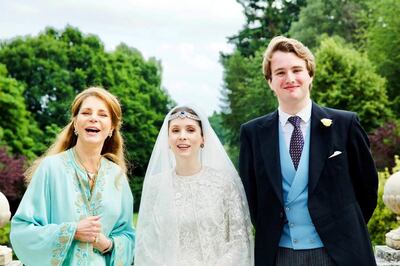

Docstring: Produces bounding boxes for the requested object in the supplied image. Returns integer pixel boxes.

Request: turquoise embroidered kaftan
[10,149,135,266]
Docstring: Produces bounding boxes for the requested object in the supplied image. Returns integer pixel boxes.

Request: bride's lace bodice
[173,166,251,266]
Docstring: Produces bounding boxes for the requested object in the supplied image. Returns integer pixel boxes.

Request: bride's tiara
[168,111,201,121]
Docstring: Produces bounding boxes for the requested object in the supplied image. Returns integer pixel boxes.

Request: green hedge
[0,222,10,246]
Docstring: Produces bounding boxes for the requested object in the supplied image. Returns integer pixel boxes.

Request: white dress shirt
[278,99,312,153]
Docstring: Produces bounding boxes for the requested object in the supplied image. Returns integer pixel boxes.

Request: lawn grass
[134,213,138,227]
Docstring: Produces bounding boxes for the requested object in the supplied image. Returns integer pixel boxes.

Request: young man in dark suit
[239,36,378,266]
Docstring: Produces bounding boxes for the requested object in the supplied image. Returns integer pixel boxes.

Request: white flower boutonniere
[321,118,333,127]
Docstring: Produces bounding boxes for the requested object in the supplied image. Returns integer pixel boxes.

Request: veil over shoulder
[134,104,254,266]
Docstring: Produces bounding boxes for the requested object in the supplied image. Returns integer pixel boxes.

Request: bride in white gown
[134,105,254,266]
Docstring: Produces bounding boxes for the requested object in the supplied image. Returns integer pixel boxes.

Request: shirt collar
[278,99,312,127]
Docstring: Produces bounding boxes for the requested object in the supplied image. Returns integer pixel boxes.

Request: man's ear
[267,78,273,90]
[309,76,314,91]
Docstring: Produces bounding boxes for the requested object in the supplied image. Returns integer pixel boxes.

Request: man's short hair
[263,36,315,80]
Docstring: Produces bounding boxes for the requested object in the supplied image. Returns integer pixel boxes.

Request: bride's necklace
[73,148,101,187]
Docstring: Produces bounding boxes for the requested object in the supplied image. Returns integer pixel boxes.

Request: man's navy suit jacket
[239,102,378,266]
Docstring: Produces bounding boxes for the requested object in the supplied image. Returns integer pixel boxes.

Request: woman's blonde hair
[25,86,127,182]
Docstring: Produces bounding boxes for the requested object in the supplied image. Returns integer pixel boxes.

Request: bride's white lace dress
[135,166,252,266]
[173,166,251,266]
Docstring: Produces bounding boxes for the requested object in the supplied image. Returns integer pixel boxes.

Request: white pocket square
[328,151,342,159]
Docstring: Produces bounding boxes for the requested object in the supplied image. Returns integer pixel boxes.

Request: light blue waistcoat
[278,123,324,249]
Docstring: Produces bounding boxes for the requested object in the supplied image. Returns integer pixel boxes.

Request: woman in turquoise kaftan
[10,87,135,266]
[11,149,134,265]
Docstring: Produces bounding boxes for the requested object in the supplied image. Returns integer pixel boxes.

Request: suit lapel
[308,103,332,195]
[256,111,284,206]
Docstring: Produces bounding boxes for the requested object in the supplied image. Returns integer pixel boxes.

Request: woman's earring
[74,128,78,136]
[200,143,204,148]
[108,131,113,137]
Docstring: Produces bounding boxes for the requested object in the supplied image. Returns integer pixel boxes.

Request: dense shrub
[313,36,392,133]
[0,223,10,246]
[369,121,400,172]
[0,147,26,215]
[368,155,400,245]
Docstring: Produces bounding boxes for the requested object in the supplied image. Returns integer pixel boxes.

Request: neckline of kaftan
[66,148,107,216]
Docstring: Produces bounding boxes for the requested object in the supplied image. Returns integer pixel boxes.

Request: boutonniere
[320,118,333,127]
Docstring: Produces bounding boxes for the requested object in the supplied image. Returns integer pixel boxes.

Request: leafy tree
[312,37,392,133]
[0,65,44,158]
[289,0,367,49]
[358,0,400,115]
[221,48,277,147]
[0,26,173,210]
[229,0,306,57]
[208,111,230,145]
[0,26,172,172]
[108,44,173,176]
[0,26,108,129]
[107,46,173,209]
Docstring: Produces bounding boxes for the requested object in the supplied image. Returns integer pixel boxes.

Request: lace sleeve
[216,177,252,266]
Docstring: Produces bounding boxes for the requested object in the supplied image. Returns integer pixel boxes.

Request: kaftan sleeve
[10,158,77,266]
[216,179,252,266]
[106,175,135,266]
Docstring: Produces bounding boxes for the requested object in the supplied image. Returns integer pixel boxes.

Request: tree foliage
[107,45,173,207]
[107,44,172,176]
[0,26,173,210]
[0,65,44,158]
[208,111,230,146]
[229,0,306,57]
[221,49,277,146]
[0,26,107,129]
[312,37,392,133]
[358,0,400,115]
[0,223,10,246]
[0,26,173,180]
[289,0,367,49]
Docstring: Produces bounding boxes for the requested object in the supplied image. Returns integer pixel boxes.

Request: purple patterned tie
[288,116,304,170]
